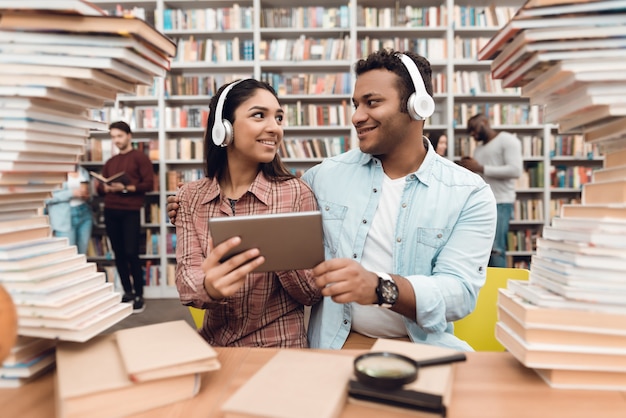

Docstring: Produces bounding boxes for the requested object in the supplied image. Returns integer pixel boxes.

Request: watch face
[378,278,398,305]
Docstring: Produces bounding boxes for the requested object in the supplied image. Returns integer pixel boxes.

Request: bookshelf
[84,0,602,297]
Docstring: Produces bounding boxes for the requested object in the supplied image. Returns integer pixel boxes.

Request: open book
[89,170,127,185]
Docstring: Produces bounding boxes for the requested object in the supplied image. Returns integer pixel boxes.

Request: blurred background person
[457,113,522,268]
[427,130,448,157]
[45,165,93,255]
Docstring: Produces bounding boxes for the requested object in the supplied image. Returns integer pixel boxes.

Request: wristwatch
[375,272,398,308]
[122,186,128,194]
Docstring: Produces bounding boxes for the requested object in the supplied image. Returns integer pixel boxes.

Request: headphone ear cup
[221,119,234,147]
[407,92,435,121]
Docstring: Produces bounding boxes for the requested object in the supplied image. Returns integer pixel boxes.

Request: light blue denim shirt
[302,140,497,351]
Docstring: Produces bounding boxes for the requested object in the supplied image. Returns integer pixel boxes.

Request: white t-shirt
[351,173,408,338]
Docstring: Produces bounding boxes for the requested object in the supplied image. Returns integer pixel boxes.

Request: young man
[97,121,154,313]
[457,113,523,268]
[168,50,496,351]
[301,50,496,350]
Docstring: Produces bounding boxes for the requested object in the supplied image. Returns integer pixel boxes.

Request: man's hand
[201,236,265,299]
[456,156,483,174]
[311,258,378,305]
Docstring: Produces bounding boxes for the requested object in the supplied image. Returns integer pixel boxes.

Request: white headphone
[396,53,435,121]
[212,79,244,147]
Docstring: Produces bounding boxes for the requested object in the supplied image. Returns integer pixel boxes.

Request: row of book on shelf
[480,0,626,391]
[163,4,253,31]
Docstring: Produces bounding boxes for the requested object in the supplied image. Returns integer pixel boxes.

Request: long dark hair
[204,78,294,181]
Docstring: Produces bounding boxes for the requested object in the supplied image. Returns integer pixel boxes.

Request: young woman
[427,130,448,157]
[175,79,321,348]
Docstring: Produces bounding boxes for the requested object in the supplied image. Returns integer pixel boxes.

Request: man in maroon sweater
[97,121,154,313]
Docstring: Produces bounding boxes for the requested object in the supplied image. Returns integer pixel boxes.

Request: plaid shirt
[175,172,322,348]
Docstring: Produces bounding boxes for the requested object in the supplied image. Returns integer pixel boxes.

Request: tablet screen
[209,211,325,272]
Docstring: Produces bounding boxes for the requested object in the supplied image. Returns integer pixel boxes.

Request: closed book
[535,368,626,391]
[560,203,626,220]
[221,350,354,418]
[0,348,55,378]
[0,11,176,57]
[114,320,220,382]
[507,279,626,315]
[498,300,626,349]
[495,321,626,372]
[604,148,626,169]
[1,336,56,366]
[56,334,201,418]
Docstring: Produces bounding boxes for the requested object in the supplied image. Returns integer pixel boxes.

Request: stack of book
[0,0,176,384]
[479,0,626,391]
[0,336,56,388]
[56,320,220,418]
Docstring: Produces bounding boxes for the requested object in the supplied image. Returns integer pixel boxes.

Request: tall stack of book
[0,1,175,387]
[479,0,626,391]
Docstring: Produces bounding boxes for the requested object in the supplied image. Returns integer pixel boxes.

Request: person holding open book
[174,79,322,348]
[456,113,523,268]
[96,121,154,313]
[168,51,497,351]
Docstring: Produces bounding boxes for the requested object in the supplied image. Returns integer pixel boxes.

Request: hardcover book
[55,332,202,418]
[114,320,220,382]
[221,350,353,418]
[88,170,127,185]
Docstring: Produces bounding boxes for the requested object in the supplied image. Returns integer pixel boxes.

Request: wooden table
[2,348,625,417]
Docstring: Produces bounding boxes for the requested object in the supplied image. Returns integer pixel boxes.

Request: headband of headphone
[396,53,435,121]
[212,79,244,147]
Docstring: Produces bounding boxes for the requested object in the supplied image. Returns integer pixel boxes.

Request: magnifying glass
[353,351,467,390]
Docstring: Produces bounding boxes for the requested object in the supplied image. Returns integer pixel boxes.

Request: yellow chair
[188,306,205,329]
[454,267,529,351]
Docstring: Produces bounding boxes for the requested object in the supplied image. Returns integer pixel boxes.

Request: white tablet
[209,211,325,272]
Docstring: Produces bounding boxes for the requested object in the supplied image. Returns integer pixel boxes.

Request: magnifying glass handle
[416,353,467,368]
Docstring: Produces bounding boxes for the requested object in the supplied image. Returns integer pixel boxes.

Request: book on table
[581,179,626,205]
[221,349,354,418]
[495,321,626,372]
[113,320,221,382]
[497,293,626,349]
[498,287,626,333]
[1,336,56,367]
[0,347,55,379]
[0,216,51,246]
[559,203,626,220]
[55,328,205,418]
[506,279,626,315]
[534,367,626,391]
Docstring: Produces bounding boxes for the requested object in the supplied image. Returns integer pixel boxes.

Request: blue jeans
[54,203,93,255]
[490,203,513,268]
